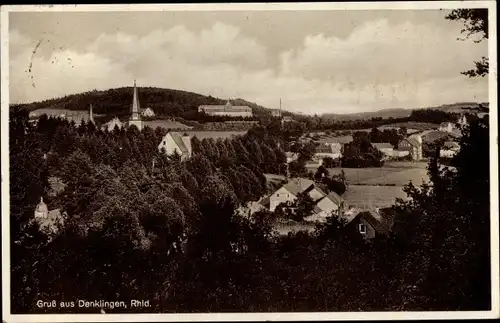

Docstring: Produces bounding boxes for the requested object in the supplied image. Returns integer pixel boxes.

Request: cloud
[9,19,488,115]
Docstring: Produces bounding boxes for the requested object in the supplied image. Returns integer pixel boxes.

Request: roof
[168,132,189,154]
[315,144,334,153]
[35,198,48,214]
[316,135,353,145]
[440,122,453,127]
[356,208,395,236]
[259,196,270,208]
[286,152,299,159]
[313,191,343,214]
[400,137,420,148]
[282,178,314,197]
[443,141,460,149]
[372,143,393,149]
[102,117,123,130]
[326,191,343,205]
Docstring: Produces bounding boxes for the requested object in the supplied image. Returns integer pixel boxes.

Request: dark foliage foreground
[10,109,490,313]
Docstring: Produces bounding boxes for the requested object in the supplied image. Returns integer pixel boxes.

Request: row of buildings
[243,177,395,240]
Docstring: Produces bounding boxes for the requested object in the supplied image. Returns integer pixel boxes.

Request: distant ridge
[10,86,487,121]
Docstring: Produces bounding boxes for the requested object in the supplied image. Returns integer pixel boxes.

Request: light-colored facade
[158,132,193,161]
[198,101,253,118]
[33,197,65,237]
[372,143,394,157]
[440,141,460,158]
[269,186,298,212]
[438,122,456,133]
[313,142,342,161]
[102,117,123,131]
[398,135,423,160]
[141,107,155,117]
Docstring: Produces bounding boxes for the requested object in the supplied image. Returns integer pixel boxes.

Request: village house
[440,141,460,158]
[303,191,345,223]
[285,152,299,164]
[345,208,395,240]
[268,178,346,223]
[33,197,66,238]
[140,107,156,118]
[269,178,326,212]
[438,121,457,133]
[313,142,342,162]
[397,135,423,160]
[372,143,394,158]
[101,117,123,131]
[198,101,253,118]
[158,132,193,161]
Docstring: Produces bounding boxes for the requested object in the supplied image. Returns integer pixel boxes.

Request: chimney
[181,134,192,158]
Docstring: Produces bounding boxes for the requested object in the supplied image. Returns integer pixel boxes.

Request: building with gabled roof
[101,117,123,131]
[345,208,395,240]
[158,132,193,161]
[140,107,155,117]
[397,135,423,160]
[372,142,394,157]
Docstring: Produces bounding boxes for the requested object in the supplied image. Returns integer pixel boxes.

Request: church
[101,80,143,131]
[124,80,144,131]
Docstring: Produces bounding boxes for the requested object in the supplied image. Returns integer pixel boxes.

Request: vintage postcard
[1,1,498,322]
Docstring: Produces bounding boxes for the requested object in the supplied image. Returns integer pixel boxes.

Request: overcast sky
[9,9,489,114]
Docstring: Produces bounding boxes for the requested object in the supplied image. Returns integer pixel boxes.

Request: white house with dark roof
[269,178,345,223]
[158,132,193,161]
[198,101,253,118]
[141,107,156,117]
[397,135,423,160]
[313,142,342,161]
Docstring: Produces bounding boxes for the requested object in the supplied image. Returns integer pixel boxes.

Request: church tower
[126,80,143,130]
[89,104,94,124]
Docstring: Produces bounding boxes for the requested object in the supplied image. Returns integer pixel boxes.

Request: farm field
[342,185,410,210]
[328,167,429,186]
[143,120,193,130]
[379,122,438,131]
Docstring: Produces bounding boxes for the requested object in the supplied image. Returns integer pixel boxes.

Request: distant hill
[10,85,487,122]
[322,102,488,120]
[322,108,412,121]
[9,87,273,119]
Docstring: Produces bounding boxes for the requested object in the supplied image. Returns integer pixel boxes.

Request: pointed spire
[89,104,94,123]
[131,80,140,120]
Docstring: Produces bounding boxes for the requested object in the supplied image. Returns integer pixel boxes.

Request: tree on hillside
[446,9,488,77]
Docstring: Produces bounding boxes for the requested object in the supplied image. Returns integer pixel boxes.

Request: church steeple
[89,104,94,123]
[131,80,140,120]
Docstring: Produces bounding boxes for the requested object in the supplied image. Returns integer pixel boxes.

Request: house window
[359,224,367,234]
[276,194,279,197]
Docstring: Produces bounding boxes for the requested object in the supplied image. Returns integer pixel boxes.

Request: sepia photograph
[1,2,498,322]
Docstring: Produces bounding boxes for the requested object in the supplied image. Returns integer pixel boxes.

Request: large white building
[198,101,252,118]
